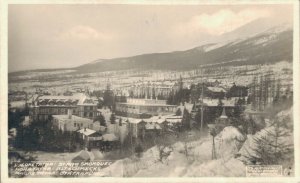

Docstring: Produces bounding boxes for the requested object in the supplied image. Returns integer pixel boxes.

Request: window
[81,123,83,127]
[74,123,76,127]
[84,112,87,117]
[89,112,93,117]
[90,106,93,110]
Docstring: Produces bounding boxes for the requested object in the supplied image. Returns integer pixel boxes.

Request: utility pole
[252,76,257,111]
[208,124,217,160]
[200,82,204,132]
[212,134,216,160]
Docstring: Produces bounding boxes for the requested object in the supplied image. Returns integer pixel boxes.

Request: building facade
[115,98,177,118]
[29,93,97,122]
[52,112,94,132]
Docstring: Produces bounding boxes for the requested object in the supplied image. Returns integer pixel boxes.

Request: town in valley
[7,4,294,177]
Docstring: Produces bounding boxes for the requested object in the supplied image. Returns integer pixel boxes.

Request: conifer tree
[243,119,293,165]
[110,113,116,124]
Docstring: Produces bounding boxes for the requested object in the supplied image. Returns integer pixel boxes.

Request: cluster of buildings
[19,67,293,152]
[126,79,183,100]
[27,93,120,150]
[123,115,182,140]
[26,89,184,150]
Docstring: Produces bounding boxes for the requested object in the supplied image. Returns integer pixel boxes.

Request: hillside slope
[75,26,292,73]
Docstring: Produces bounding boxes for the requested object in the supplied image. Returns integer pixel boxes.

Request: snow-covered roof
[165,118,182,123]
[37,93,96,106]
[145,123,162,130]
[143,116,166,123]
[201,98,235,107]
[184,103,194,113]
[53,115,93,124]
[97,108,111,113]
[125,114,183,126]
[177,103,194,114]
[126,118,143,124]
[102,133,118,141]
[77,128,96,136]
[222,99,236,107]
[143,115,182,124]
[207,87,226,93]
[219,108,228,119]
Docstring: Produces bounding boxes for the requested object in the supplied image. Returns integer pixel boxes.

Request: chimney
[84,127,87,132]
[68,109,72,119]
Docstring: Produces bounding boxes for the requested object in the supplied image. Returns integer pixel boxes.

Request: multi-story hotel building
[115,98,177,118]
[29,93,97,121]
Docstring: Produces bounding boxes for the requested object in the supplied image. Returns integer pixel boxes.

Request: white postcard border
[1,0,299,182]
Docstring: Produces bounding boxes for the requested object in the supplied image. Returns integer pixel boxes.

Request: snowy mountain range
[9,19,293,75]
[75,23,292,73]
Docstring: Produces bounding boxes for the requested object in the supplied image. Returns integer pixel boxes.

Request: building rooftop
[53,115,93,123]
[126,98,169,105]
[102,134,118,141]
[37,93,96,106]
[199,98,236,107]
[207,86,226,93]
[143,116,165,123]
[77,128,96,136]
[177,103,194,114]
[118,98,177,107]
[145,123,162,130]
[125,114,182,124]
[117,103,177,107]
[219,108,228,119]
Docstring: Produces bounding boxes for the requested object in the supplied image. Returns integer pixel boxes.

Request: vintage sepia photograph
[2,0,299,180]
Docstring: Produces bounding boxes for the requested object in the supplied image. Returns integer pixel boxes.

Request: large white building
[52,112,94,132]
[115,98,177,118]
[29,93,98,121]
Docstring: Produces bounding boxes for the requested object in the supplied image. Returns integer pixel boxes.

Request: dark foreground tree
[243,118,293,165]
[182,108,191,129]
[175,108,182,116]
[110,113,116,124]
[95,113,106,126]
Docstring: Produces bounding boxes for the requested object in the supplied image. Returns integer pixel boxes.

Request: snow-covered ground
[27,151,79,161]
[10,101,26,109]
[100,126,247,177]
[101,105,293,177]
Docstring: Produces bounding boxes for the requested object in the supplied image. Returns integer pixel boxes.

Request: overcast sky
[8,4,293,72]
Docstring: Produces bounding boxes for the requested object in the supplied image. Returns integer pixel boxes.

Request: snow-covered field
[100,126,247,177]
[30,151,79,161]
[10,101,26,109]
[100,106,293,177]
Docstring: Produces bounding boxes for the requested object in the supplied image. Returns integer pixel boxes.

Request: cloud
[174,8,272,36]
[59,25,113,40]
[9,5,292,72]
